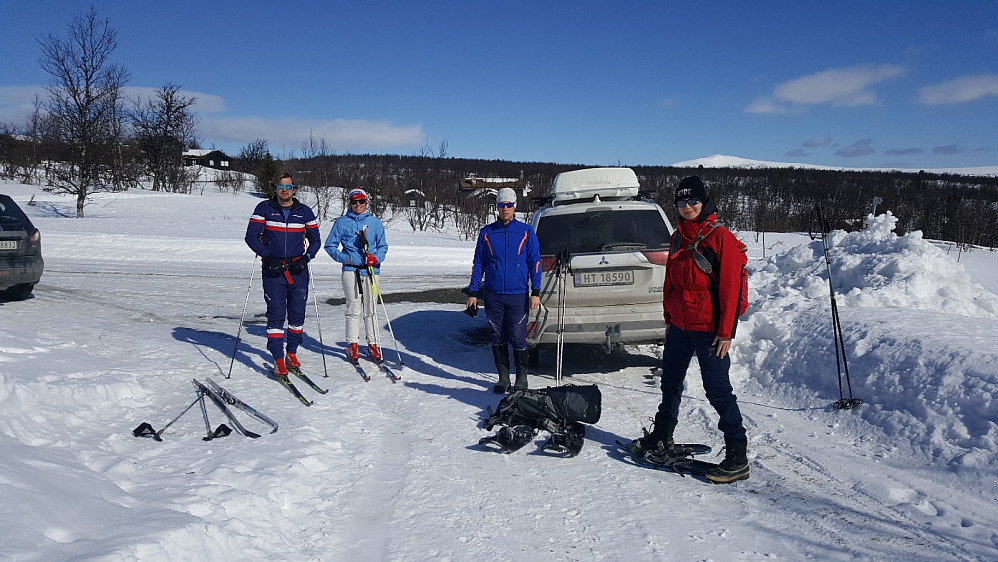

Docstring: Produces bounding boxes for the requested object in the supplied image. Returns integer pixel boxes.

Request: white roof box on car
[551,167,640,203]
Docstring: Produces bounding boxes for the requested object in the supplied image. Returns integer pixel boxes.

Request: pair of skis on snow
[134,377,278,440]
[277,354,400,406]
[276,365,329,406]
[346,353,401,383]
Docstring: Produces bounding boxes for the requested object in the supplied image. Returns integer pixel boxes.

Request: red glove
[365,253,379,267]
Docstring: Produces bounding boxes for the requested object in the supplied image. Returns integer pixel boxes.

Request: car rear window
[536,208,671,255]
[0,196,33,231]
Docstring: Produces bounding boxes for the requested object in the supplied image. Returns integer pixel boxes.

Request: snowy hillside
[672,154,998,177]
[1,180,997,561]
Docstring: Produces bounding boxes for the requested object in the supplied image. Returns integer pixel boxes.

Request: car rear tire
[0,283,34,301]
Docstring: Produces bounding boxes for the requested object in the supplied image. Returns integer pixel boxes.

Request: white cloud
[0,86,44,124]
[745,96,795,114]
[0,85,229,124]
[803,135,832,148]
[124,87,228,114]
[1,84,420,152]
[835,138,876,158]
[932,144,963,155]
[746,64,905,113]
[885,147,924,156]
[918,74,998,105]
[200,116,425,151]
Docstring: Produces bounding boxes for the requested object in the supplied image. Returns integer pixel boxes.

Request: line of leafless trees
[222,147,998,247]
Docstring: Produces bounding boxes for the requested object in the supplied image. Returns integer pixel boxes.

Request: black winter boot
[633,413,677,454]
[706,438,750,484]
[492,345,511,393]
[512,348,530,391]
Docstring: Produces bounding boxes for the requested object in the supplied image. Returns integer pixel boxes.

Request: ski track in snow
[2,184,997,560]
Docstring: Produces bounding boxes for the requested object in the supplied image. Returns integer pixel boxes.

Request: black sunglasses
[350,199,367,205]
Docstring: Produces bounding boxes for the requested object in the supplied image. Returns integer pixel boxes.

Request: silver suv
[526,168,674,362]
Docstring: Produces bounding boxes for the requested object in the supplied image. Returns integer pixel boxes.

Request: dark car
[0,193,43,300]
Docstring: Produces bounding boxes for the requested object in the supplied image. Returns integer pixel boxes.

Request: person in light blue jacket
[466,188,542,393]
[324,188,389,362]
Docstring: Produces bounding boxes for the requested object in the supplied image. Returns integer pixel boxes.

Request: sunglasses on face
[497,202,515,208]
[676,198,702,208]
[275,184,295,191]
[350,199,367,205]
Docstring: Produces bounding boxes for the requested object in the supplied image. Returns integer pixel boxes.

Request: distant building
[459,176,524,190]
[182,149,231,169]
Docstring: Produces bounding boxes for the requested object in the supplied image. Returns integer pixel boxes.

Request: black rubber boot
[706,438,750,484]
[634,413,677,453]
[492,345,511,393]
[512,348,530,391]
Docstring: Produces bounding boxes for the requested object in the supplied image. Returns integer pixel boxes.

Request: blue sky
[1,1,996,169]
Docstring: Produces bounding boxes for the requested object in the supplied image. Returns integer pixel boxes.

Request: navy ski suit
[245,197,321,361]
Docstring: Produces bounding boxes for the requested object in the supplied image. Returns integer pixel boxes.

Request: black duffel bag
[483,384,602,431]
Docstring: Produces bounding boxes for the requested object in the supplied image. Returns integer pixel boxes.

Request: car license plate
[0,240,17,250]
[574,270,634,287]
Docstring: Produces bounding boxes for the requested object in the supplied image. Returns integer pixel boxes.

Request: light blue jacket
[324,210,388,276]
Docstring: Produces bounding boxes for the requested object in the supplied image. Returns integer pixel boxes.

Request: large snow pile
[736,212,998,467]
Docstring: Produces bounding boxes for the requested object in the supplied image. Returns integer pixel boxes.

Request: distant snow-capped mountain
[671,154,998,177]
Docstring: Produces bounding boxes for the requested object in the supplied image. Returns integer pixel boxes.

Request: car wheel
[0,283,35,301]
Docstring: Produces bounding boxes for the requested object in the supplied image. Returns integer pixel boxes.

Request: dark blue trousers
[658,325,746,440]
[262,270,309,361]
[484,291,528,350]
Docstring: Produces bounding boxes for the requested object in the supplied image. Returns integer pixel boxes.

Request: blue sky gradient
[1,1,996,169]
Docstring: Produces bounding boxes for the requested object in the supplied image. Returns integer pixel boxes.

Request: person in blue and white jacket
[466,188,542,393]
[324,188,389,362]
[244,173,321,378]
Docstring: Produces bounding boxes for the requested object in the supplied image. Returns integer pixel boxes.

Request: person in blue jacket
[466,188,542,393]
[324,188,389,362]
[244,173,321,378]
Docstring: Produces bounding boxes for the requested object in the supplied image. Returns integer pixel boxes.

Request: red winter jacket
[663,211,744,339]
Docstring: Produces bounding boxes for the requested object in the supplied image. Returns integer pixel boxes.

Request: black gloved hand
[262,257,287,277]
[287,254,310,276]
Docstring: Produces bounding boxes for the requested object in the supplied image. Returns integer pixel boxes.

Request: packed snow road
[2,186,996,560]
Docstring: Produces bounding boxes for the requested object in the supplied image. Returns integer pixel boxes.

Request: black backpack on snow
[480,385,602,456]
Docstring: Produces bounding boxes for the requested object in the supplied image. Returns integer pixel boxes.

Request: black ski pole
[197,388,214,440]
[154,393,204,440]
[307,262,329,377]
[810,205,862,410]
[227,258,257,379]
[555,249,570,386]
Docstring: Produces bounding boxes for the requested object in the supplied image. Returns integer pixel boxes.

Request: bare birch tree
[37,7,129,217]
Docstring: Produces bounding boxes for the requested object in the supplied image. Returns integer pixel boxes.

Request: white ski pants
[342,269,378,345]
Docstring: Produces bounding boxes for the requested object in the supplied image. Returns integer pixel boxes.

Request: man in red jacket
[634,176,749,483]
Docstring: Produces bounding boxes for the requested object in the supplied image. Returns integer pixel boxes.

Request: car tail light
[642,250,669,265]
[540,255,558,272]
[30,229,41,244]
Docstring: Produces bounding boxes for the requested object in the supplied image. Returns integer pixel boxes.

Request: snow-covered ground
[1,180,996,561]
